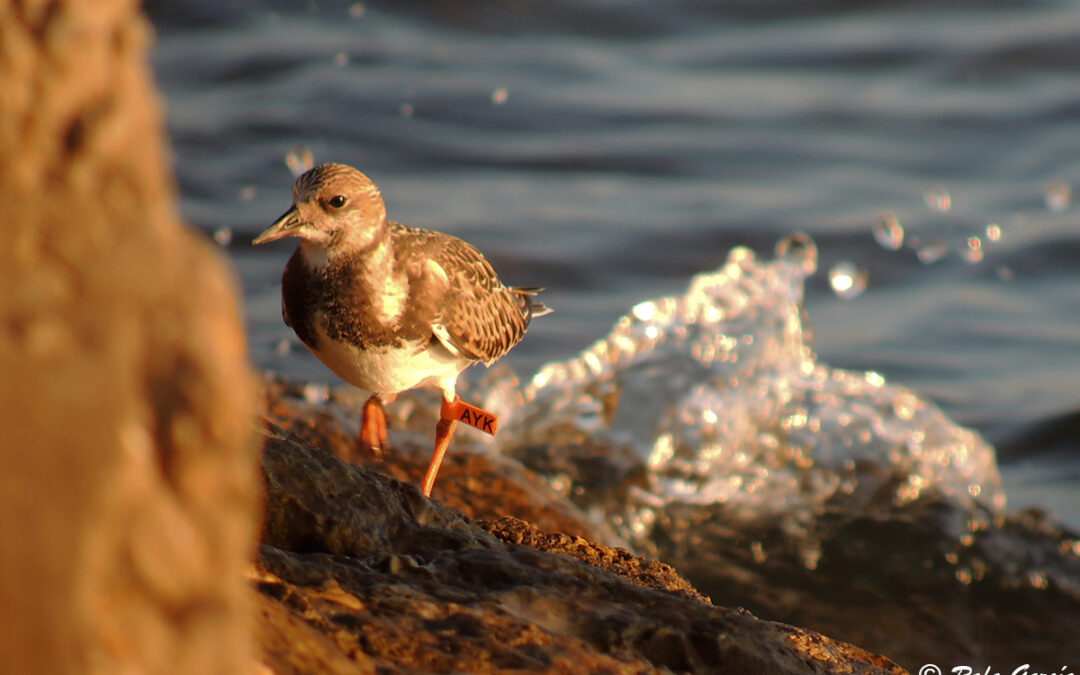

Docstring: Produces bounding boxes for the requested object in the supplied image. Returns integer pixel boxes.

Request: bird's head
[252,163,388,252]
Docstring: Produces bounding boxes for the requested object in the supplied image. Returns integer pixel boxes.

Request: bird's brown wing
[395,224,536,365]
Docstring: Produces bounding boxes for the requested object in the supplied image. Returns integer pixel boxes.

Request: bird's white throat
[298,240,332,270]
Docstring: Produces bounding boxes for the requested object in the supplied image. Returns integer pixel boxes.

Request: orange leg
[421,414,459,497]
[358,393,395,456]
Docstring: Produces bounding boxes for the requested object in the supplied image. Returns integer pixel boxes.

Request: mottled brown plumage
[253,163,547,496]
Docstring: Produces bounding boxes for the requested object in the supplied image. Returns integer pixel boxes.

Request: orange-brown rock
[0,1,259,673]
[265,379,1079,673]
[255,421,906,674]
[263,377,622,544]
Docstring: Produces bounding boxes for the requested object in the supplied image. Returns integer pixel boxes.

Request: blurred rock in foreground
[0,0,259,673]
[254,419,905,674]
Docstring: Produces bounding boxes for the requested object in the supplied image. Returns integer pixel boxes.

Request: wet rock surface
[262,377,620,545]
[644,497,1080,672]
[263,379,1080,673]
[258,383,906,674]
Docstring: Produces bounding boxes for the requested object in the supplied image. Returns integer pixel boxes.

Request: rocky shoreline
[261,379,1080,673]
[255,391,905,674]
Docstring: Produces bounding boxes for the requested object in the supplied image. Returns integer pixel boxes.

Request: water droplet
[828,262,868,299]
[923,185,952,212]
[334,51,349,67]
[774,232,818,275]
[1043,180,1071,212]
[491,87,509,105]
[212,226,232,246]
[632,300,657,322]
[530,369,552,389]
[239,185,257,201]
[873,211,904,250]
[985,223,1002,242]
[348,2,366,18]
[995,265,1014,281]
[916,240,949,264]
[399,102,414,118]
[285,145,314,176]
[648,434,674,468]
[893,391,919,420]
[958,235,983,264]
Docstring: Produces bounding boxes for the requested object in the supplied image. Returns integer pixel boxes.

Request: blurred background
[145,0,1080,527]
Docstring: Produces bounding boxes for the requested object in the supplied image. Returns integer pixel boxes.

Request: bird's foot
[358,394,392,458]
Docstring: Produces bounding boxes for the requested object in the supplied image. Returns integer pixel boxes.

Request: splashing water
[1043,180,1071,212]
[923,185,952,212]
[872,211,904,251]
[499,234,1004,525]
[285,145,314,177]
[959,235,984,264]
[916,240,950,265]
[828,261,868,299]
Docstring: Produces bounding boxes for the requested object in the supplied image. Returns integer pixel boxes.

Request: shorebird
[253,163,547,496]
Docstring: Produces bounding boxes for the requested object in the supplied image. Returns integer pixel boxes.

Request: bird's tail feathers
[511,286,553,318]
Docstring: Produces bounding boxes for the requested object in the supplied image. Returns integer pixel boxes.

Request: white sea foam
[495,234,1005,523]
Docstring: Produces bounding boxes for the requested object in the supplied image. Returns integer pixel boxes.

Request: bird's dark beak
[252,206,304,245]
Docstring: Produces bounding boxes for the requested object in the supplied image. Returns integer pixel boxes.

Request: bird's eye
[328,195,348,209]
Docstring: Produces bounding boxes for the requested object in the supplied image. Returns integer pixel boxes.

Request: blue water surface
[147,0,1080,527]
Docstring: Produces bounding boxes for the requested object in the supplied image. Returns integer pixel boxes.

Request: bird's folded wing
[424,237,531,365]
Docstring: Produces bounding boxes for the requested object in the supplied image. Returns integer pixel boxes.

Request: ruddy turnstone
[253,163,547,496]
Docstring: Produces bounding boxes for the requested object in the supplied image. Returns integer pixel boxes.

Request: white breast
[308,319,467,400]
